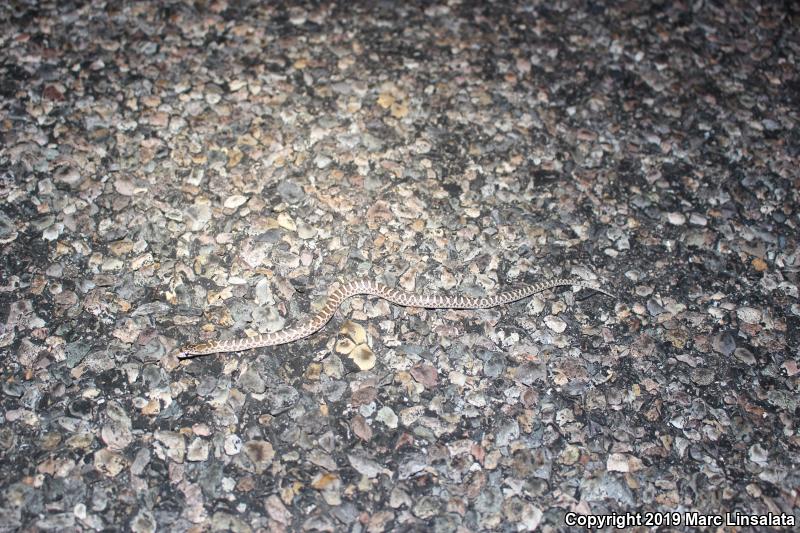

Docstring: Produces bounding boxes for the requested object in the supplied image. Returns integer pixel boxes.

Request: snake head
[178,341,216,358]
[578,279,616,300]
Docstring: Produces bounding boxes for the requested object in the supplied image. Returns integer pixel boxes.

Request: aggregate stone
[1,2,797,531]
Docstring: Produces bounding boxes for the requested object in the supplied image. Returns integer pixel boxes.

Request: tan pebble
[340,320,367,344]
[66,433,94,450]
[736,307,761,324]
[335,338,356,355]
[377,92,395,108]
[484,450,501,469]
[390,102,408,118]
[223,195,248,209]
[94,448,127,477]
[141,399,160,415]
[109,240,133,255]
[243,440,275,469]
[559,445,580,465]
[129,253,153,270]
[101,258,123,271]
[399,405,425,426]
[277,213,296,231]
[207,286,234,303]
[227,148,243,168]
[305,362,322,380]
[40,432,62,450]
[311,472,340,490]
[229,79,247,91]
[297,223,317,239]
[348,344,376,371]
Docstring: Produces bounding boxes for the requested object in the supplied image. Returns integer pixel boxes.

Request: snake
[178,277,614,357]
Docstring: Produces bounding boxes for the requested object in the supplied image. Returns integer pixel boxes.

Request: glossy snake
[179,277,613,357]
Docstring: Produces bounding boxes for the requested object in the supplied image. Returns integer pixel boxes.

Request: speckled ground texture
[1,1,798,532]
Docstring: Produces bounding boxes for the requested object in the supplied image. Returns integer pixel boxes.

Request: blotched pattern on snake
[179,277,613,357]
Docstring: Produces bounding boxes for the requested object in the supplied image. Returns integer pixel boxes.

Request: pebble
[0,211,18,243]
[224,435,243,456]
[187,438,210,462]
[297,223,317,239]
[243,440,275,472]
[223,195,248,209]
[544,315,567,333]
[154,431,186,463]
[42,222,64,241]
[276,180,305,204]
[94,448,126,477]
[667,212,686,225]
[276,213,296,231]
[238,367,267,394]
[495,418,520,447]
[736,307,761,324]
[348,452,384,478]
[711,332,736,355]
[690,368,716,386]
[376,406,399,429]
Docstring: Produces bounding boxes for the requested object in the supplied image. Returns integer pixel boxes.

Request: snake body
[179,278,612,357]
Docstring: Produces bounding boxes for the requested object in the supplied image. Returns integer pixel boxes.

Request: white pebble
[736,307,761,324]
[544,315,567,333]
[223,195,248,209]
[667,212,686,225]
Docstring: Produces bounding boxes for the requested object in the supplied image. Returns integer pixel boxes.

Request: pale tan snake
[178,278,613,357]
